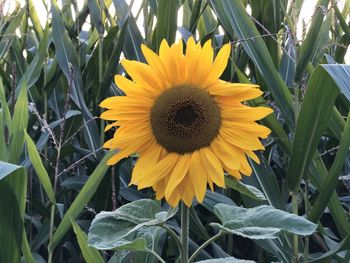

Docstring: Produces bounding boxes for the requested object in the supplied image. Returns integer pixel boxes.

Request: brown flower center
[150,84,221,154]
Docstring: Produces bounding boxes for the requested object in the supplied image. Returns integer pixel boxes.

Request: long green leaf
[308,110,350,221]
[24,131,56,204]
[9,79,28,163]
[156,0,179,49]
[294,0,330,81]
[28,0,43,39]
[307,65,350,222]
[71,219,104,263]
[49,151,113,251]
[112,0,145,61]
[21,231,35,263]
[51,1,100,154]
[286,65,341,191]
[0,9,25,59]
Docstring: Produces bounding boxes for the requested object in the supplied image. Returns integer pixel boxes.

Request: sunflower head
[100,37,273,207]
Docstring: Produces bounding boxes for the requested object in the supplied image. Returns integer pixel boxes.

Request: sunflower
[100,37,272,207]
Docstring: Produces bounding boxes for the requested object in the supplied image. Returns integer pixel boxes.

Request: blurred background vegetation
[1,0,350,262]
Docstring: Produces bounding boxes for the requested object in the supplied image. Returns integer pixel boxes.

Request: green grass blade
[51,2,100,154]
[0,77,11,129]
[87,0,104,35]
[113,0,145,61]
[310,157,350,238]
[209,0,295,129]
[0,110,5,161]
[28,0,44,39]
[49,151,113,251]
[21,231,36,263]
[156,0,179,49]
[286,66,341,191]
[307,65,350,222]
[99,22,128,100]
[294,0,329,81]
[24,130,56,204]
[308,110,350,222]
[0,9,25,59]
[9,79,28,163]
[71,219,104,263]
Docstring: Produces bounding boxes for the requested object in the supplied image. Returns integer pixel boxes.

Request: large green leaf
[209,0,295,128]
[195,258,255,263]
[211,204,317,239]
[88,199,176,250]
[49,151,113,251]
[287,65,350,191]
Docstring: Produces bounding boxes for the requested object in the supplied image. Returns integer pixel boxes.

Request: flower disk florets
[150,84,221,154]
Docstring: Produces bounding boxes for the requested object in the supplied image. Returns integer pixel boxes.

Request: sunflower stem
[189,231,225,263]
[292,192,299,263]
[144,247,166,263]
[162,225,183,255]
[180,202,189,263]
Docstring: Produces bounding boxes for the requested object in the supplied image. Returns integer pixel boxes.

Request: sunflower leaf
[225,176,266,201]
[211,204,317,239]
[195,258,256,263]
[88,199,173,250]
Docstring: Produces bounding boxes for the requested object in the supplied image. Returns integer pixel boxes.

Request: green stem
[189,231,225,263]
[292,192,299,263]
[99,0,104,146]
[181,203,189,263]
[303,180,309,262]
[145,247,166,263]
[48,204,55,263]
[162,225,183,256]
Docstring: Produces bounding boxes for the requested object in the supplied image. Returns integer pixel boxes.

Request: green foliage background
[1,0,350,262]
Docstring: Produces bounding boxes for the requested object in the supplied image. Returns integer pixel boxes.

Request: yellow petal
[209,82,262,98]
[166,188,182,207]
[165,154,191,199]
[188,150,207,203]
[159,39,177,85]
[204,43,231,86]
[200,148,225,188]
[137,153,179,189]
[220,128,265,150]
[121,59,164,93]
[114,75,154,99]
[222,121,271,138]
[180,178,195,207]
[246,150,260,164]
[210,138,241,170]
[221,106,273,121]
[141,44,171,85]
[104,121,119,131]
[130,144,163,185]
